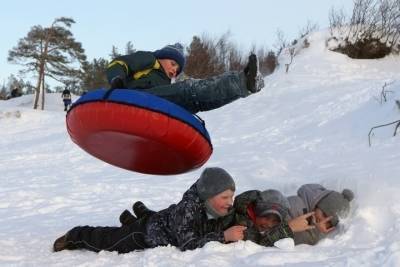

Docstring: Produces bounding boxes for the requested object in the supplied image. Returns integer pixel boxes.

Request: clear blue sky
[0,0,353,87]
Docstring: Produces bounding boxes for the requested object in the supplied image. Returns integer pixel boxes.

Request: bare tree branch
[369,119,400,146]
[379,81,394,104]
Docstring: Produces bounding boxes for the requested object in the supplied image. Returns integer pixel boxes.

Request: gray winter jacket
[287,184,333,245]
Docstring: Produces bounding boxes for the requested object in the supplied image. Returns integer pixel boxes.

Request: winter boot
[244,54,264,93]
[53,234,77,252]
[133,201,156,218]
[119,209,137,226]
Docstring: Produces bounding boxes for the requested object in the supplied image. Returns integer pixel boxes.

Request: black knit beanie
[196,167,235,201]
[153,43,185,74]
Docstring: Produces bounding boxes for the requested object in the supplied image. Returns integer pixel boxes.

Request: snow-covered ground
[1,31,400,266]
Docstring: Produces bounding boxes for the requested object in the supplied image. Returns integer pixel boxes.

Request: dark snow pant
[65,219,149,253]
[140,71,250,113]
[63,99,71,111]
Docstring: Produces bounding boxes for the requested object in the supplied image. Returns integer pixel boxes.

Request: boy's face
[255,214,281,232]
[207,189,234,216]
[158,59,179,79]
[314,208,333,229]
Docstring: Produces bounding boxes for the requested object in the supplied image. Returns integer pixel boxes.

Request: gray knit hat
[317,189,354,226]
[254,189,290,221]
[196,167,235,201]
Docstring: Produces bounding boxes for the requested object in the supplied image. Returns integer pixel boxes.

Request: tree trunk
[33,71,42,109]
[34,28,50,110]
[41,74,45,110]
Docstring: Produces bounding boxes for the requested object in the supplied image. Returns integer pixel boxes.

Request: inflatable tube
[66,89,212,175]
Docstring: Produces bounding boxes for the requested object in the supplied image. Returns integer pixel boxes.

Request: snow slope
[1,31,400,266]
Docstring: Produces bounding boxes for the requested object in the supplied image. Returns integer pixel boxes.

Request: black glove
[110,76,126,89]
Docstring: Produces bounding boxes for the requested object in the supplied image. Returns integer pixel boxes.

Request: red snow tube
[66,89,213,175]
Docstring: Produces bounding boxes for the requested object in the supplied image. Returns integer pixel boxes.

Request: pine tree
[8,17,87,109]
[0,74,26,97]
[110,45,120,60]
[185,36,223,79]
[0,84,7,100]
[185,33,247,78]
[81,58,109,91]
[125,41,135,54]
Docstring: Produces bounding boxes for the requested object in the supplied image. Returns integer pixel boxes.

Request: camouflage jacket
[144,183,235,251]
[234,190,294,247]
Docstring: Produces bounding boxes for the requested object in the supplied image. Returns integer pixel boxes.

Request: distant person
[287,184,354,245]
[61,88,72,111]
[106,43,264,114]
[10,87,22,98]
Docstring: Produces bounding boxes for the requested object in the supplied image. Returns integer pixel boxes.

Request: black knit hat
[317,189,354,226]
[254,189,290,221]
[196,167,235,201]
[153,43,185,74]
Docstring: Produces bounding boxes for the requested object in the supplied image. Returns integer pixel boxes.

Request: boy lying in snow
[287,184,354,245]
[53,167,304,253]
[232,189,314,246]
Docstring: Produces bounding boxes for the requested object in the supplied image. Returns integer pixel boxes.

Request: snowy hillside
[1,31,400,266]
